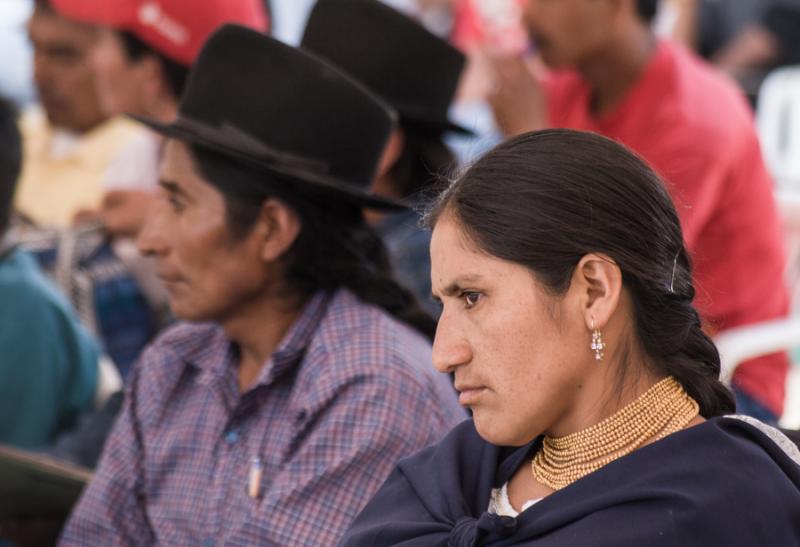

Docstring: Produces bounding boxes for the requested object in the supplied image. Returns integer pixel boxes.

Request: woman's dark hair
[637,0,659,23]
[189,144,437,340]
[0,98,21,236]
[120,31,189,99]
[388,123,457,200]
[426,129,735,418]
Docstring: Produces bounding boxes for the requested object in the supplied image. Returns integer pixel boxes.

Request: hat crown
[176,24,395,193]
[301,0,466,129]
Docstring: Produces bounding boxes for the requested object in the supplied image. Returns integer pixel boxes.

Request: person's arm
[487,55,547,137]
[58,366,154,546]
[713,24,780,78]
[667,0,701,50]
[243,368,458,545]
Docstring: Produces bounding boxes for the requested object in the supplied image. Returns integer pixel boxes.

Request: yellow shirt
[14,108,151,227]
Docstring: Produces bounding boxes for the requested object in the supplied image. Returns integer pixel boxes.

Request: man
[50,0,269,237]
[15,0,148,227]
[489,0,789,423]
[301,0,468,317]
[0,97,99,450]
[60,25,464,545]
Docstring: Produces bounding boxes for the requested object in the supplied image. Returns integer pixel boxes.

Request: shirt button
[224,430,239,445]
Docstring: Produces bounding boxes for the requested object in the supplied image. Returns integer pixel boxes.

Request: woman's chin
[473,413,537,448]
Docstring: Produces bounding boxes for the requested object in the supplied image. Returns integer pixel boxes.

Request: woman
[340,129,800,546]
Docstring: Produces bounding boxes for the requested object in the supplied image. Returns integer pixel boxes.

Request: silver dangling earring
[590,319,605,361]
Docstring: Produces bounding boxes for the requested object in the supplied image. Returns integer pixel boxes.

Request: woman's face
[430,213,592,446]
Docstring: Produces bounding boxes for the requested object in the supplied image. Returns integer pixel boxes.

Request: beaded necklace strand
[531,376,699,490]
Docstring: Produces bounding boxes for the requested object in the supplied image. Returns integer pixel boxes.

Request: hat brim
[400,113,475,136]
[131,114,407,212]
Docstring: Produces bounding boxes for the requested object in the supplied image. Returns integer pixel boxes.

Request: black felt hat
[132,24,404,210]
[301,0,470,135]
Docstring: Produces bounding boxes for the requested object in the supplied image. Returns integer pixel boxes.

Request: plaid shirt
[60,289,465,546]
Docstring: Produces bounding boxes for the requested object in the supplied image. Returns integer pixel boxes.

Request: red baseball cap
[50,0,269,66]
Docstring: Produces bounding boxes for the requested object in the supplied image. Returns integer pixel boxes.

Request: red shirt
[547,41,789,415]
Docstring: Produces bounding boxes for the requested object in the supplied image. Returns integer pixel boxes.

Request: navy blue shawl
[341,418,800,546]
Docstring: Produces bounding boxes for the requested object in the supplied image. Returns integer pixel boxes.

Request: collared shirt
[60,289,465,546]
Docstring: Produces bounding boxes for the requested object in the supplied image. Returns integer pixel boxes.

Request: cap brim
[131,114,407,212]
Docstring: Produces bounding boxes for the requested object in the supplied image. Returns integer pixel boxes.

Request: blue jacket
[342,417,800,546]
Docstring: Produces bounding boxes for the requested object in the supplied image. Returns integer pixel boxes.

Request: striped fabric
[60,289,465,546]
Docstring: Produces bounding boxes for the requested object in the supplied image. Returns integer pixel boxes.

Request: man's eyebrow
[159,179,189,198]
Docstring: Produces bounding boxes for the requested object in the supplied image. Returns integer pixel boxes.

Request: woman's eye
[463,292,482,309]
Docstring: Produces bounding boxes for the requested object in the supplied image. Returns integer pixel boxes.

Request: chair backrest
[715,190,800,384]
[777,190,800,314]
[757,65,800,189]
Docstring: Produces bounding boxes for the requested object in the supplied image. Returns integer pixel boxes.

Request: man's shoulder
[314,290,432,376]
[297,290,448,406]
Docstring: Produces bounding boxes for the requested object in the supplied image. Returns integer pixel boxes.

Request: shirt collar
[188,290,332,388]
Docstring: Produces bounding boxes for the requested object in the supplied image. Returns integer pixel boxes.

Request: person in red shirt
[489,0,789,422]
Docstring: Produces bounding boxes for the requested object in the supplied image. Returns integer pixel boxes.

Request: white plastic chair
[715,191,800,427]
[757,65,800,190]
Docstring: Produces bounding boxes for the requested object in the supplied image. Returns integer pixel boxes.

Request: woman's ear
[253,198,302,263]
[570,253,623,330]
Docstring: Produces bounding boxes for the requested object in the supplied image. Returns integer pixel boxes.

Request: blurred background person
[14,0,149,228]
[302,0,468,317]
[33,0,270,469]
[0,96,99,451]
[488,0,790,424]
[0,0,35,106]
[50,0,269,238]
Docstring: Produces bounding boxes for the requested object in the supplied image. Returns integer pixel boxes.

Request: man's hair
[637,0,659,23]
[120,31,189,99]
[0,98,22,236]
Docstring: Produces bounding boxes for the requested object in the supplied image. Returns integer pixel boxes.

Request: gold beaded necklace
[531,376,699,491]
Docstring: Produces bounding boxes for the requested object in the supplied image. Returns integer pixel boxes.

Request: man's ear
[253,198,301,263]
[569,253,623,330]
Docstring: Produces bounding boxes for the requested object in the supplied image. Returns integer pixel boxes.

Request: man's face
[522,0,614,69]
[90,29,150,117]
[28,6,106,132]
[136,140,273,323]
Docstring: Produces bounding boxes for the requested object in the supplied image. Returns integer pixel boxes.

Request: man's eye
[463,292,482,309]
[168,195,184,212]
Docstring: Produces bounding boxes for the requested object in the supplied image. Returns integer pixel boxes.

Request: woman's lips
[457,386,487,406]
